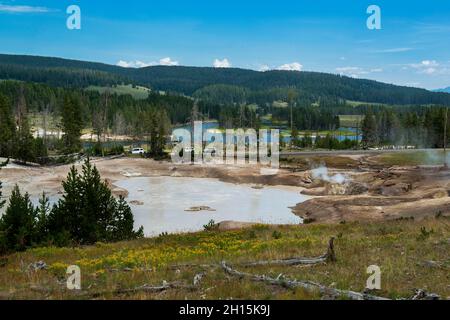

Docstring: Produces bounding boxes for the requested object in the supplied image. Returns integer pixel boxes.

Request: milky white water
[114,176,309,236]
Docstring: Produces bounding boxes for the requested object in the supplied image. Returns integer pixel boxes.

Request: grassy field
[29,114,61,133]
[86,84,151,100]
[281,155,360,169]
[374,150,450,166]
[345,100,388,107]
[0,218,448,300]
[339,115,364,128]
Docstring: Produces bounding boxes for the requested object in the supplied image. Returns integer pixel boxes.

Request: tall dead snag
[326,237,336,263]
[221,261,389,301]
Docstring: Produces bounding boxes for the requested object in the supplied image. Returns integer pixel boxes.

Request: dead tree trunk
[221,261,389,300]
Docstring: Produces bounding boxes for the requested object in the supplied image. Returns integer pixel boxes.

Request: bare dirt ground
[292,160,450,223]
[1,154,450,224]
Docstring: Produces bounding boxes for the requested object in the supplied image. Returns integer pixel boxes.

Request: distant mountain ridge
[434,87,450,93]
[1,53,450,106]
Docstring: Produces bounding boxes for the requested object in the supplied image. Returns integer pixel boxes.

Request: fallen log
[411,289,441,300]
[92,272,206,297]
[221,261,390,300]
[169,263,218,270]
[113,281,197,295]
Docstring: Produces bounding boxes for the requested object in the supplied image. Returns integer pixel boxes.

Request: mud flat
[1,155,450,226]
[113,176,307,235]
[0,158,309,235]
[294,164,450,223]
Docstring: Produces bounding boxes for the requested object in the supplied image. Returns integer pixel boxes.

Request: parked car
[131,148,145,155]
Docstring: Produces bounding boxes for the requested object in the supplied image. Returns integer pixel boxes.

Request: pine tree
[61,94,83,154]
[14,88,35,163]
[362,109,378,148]
[35,192,50,244]
[48,159,143,245]
[301,132,313,149]
[291,126,300,148]
[0,159,8,210]
[110,196,144,242]
[0,185,36,252]
[47,166,83,245]
[0,94,16,158]
[146,109,170,157]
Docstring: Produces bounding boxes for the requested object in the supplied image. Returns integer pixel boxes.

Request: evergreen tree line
[0,63,128,88]
[0,81,195,159]
[0,80,194,129]
[0,159,143,254]
[0,92,47,163]
[361,107,450,148]
[4,54,450,108]
[218,105,261,129]
[289,130,358,150]
[4,55,450,106]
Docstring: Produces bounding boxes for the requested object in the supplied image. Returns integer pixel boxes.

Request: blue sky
[1,0,450,89]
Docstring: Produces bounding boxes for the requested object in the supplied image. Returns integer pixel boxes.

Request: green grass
[374,150,450,166]
[282,155,360,169]
[86,84,151,100]
[28,114,61,132]
[281,129,357,137]
[1,218,448,300]
[339,115,364,128]
[272,101,288,108]
[346,100,388,107]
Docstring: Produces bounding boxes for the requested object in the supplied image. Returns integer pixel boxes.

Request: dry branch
[113,282,197,295]
[240,237,336,267]
[221,261,390,300]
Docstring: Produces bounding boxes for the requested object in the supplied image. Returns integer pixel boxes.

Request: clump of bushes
[272,230,283,239]
[0,158,143,254]
[203,220,219,232]
[417,227,434,241]
[86,142,125,157]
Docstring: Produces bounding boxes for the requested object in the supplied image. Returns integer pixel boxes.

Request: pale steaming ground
[311,166,348,184]
[114,177,308,236]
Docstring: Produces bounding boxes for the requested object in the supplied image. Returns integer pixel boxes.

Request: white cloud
[258,64,270,72]
[409,60,440,74]
[213,58,231,68]
[0,4,51,13]
[336,66,383,78]
[116,60,132,68]
[418,60,439,67]
[116,60,151,68]
[159,57,179,66]
[375,47,413,53]
[336,67,368,78]
[276,62,303,72]
[117,57,179,68]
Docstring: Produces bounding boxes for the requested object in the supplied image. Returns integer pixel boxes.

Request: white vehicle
[203,147,217,155]
[131,148,145,155]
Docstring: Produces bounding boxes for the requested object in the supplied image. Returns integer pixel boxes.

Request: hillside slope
[0,218,448,300]
[1,54,450,106]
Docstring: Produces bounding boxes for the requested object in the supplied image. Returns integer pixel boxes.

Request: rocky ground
[1,153,450,224]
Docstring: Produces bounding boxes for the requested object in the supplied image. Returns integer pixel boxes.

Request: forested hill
[1,53,450,106]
